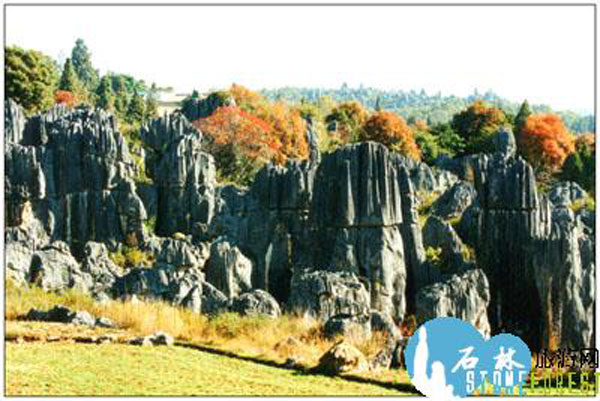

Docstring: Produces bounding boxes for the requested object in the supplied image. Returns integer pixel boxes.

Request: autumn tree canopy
[361,111,421,160]
[518,114,575,172]
[54,90,75,107]
[193,85,308,186]
[325,101,368,144]
[451,100,508,154]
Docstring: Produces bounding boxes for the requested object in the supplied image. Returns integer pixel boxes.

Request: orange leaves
[216,85,308,164]
[194,106,280,164]
[54,90,75,107]
[361,111,421,161]
[520,114,575,171]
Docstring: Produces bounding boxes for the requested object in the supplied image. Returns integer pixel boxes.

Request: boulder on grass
[317,341,370,375]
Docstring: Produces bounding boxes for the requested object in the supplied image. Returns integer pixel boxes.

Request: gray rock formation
[287,270,370,321]
[231,289,281,318]
[323,313,371,340]
[29,241,92,293]
[5,102,147,252]
[200,281,230,315]
[461,128,594,349]
[370,310,401,339]
[431,181,476,220]
[141,112,216,237]
[206,237,253,298]
[422,216,468,272]
[147,237,209,269]
[81,241,123,297]
[549,181,587,208]
[416,269,491,338]
[317,341,370,374]
[112,263,204,313]
[24,305,112,328]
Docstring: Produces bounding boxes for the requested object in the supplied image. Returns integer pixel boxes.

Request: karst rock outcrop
[4,100,594,352]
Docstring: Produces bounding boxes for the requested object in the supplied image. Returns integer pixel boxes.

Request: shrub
[109,246,152,269]
[569,196,595,214]
[424,246,443,266]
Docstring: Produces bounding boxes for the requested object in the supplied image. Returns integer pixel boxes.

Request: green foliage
[430,123,466,157]
[325,101,368,143]
[127,93,146,124]
[109,245,152,269]
[95,75,115,111]
[417,191,440,216]
[514,100,532,140]
[144,216,157,234]
[451,100,508,155]
[561,137,595,193]
[569,196,595,214]
[414,130,440,165]
[120,121,150,184]
[71,38,99,91]
[145,83,159,120]
[59,58,80,93]
[461,244,476,262]
[5,46,59,114]
[261,85,594,135]
[425,246,443,267]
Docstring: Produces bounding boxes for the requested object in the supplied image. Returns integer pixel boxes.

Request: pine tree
[127,92,146,123]
[96,75,114,111]
[375,96,382,111]
[59,58,79,92]
[514,100,532,151]
[71,38,98,90]
[145,83,159,120]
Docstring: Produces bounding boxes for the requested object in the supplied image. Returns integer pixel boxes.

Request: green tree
[5,46,59,114]
[95,75,115,111]
[430,123,466,157]
[561,134,595,193]
[127,92,146,123]
[112,75,129,117]
[325,101,368,143]
[451,100,507,154]
[71,38,98,90]
[415,130,441,165]
[59,58,79,92]
[145,83,159,120]
[514,100,532,151]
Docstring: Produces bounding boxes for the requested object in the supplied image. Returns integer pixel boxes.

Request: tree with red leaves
[54,90,75,107]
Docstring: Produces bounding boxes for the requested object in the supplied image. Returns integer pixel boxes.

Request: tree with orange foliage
[361,111,421,160]
[54,90,75,107]
[194,106,282,185]
[519,114,575,172]
[225,84,308,162]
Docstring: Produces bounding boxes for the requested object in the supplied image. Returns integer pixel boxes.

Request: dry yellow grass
[6,278,390,368]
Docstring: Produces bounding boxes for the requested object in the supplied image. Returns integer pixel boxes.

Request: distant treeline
[261,85,594,134]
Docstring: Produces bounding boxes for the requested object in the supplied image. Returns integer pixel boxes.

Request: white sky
[5,4,595,113]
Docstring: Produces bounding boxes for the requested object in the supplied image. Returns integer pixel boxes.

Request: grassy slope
[5,342,410,396]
